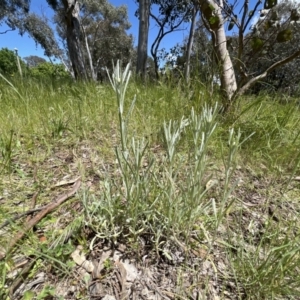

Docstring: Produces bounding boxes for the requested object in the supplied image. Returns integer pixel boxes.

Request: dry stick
[0,180,81,260]
[26,191,39,223]
[25,166,39,223]
[0,207,43,230]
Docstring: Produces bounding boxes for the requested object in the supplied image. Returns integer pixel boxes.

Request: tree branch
[235,48,300,98]
[0,28,15,34]
[150,7,190,77]
[239,0,249,60]
[243,0,262,32]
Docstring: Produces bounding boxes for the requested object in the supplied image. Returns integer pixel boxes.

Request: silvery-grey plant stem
[107,61,134,155]
[14,48,22,78]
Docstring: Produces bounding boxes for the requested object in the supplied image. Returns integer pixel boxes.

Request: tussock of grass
[0,68,300,299]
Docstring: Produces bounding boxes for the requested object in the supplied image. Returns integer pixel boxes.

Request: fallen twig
[0,179,81,260]
[0,207,43,230]
[26,191,39,222]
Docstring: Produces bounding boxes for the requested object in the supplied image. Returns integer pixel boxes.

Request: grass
[0,65,300,299]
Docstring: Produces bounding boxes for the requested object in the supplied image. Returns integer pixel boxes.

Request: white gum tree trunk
[184,6,198,83]
[197,0,237,108]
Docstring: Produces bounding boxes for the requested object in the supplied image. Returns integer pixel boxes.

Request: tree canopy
[0,0,30,32]
[41,0,134,80]
[24,55,47,68]
[2,0,300,103]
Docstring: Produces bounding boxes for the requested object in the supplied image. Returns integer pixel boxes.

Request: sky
[0,0,191,60]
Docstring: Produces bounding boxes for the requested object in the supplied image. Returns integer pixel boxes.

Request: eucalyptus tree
[184,5,198,82]
[172,20,214,84]
[136,0,151,80]
[45,0,133,81]
[45,0,88,80]
[196,0,300,111]
[0,1,70,75]
[187,20,215,85]
[135,0,195,80]
[24,55,47,68]
[0,0,30,33]
[243,1,300,95]
[79,0,133,80]
[149,0,195,79]
[23,13,65,59]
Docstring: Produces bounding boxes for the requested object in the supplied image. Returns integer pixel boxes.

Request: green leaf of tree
[291,9,300,21]
[276,29,293,43]
[264,0,277,9]
[228,19,235,31]
[251,37,264,51]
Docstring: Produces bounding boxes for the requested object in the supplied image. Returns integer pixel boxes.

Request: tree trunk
[197,0,237,109]
[81,24,97,81]
[62,0,87,80]
[184,6,198,83]
[136,0,150,80]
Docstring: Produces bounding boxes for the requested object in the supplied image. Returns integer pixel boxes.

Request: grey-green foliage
[195,0,300,104]
[246,1,300,95]
[0,0,29,30]
[175,19,214,84]
[106,60,135,153]
[0,1,64,62]
[47,0,134,80]
[80,0,134,72]
[84,62,246,255]
[163,116,189,163]
[24,55,47,68]
[23,13,63,58]
[245,0,300,78]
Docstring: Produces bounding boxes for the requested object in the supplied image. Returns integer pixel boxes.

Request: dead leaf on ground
[51,176,81,189]
[71,245,94,273]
